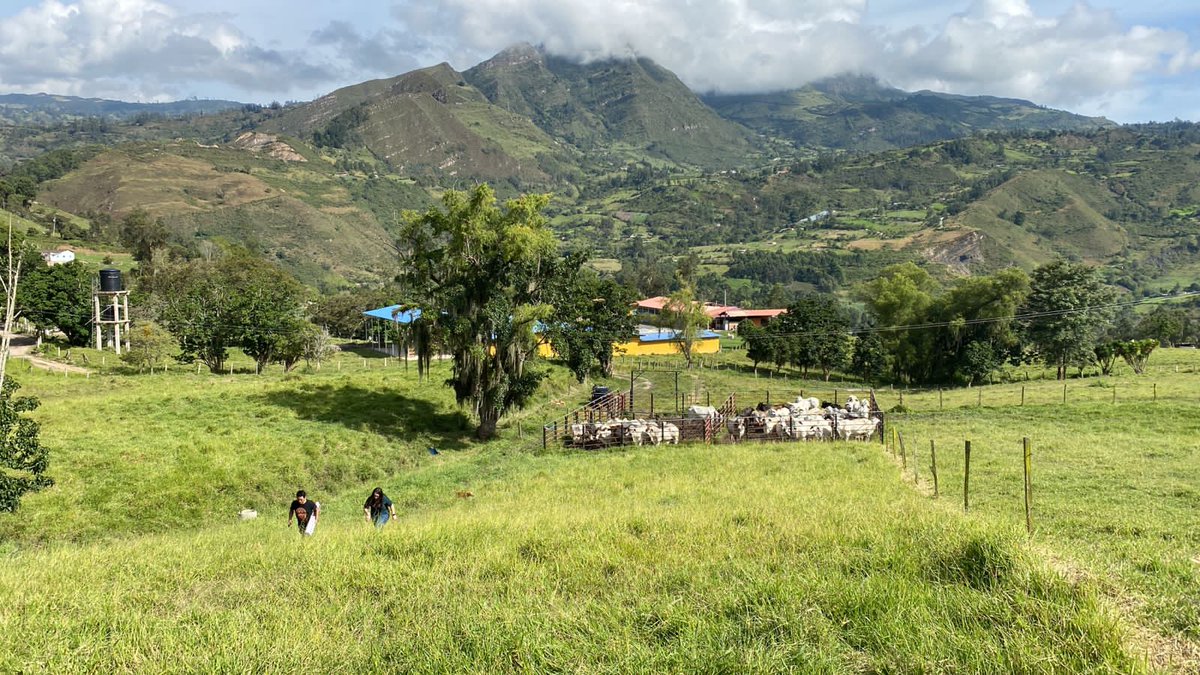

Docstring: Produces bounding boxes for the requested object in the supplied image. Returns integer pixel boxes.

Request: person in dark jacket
[363,487,396,528]
[287,490,320,536]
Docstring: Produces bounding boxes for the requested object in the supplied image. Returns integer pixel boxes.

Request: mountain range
[6,44,1194,302]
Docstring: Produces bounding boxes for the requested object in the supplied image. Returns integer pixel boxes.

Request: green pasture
[0,420,1133,672]
[1,344,1197,669]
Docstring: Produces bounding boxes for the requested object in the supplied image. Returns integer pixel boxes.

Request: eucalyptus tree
[398,184,558,440]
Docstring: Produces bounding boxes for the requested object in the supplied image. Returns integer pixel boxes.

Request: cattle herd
[561,393,882,449]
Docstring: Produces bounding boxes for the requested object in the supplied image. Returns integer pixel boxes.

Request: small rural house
[41,249,75,266]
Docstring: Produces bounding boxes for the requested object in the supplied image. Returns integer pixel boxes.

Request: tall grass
[2,346,1195,669]
[0,443,1136,672]
[891,401,1200,666]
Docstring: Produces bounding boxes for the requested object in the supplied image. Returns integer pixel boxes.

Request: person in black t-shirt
[363,487,396,528]
[287,490,320,536]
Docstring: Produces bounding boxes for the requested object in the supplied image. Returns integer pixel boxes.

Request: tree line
[741,260,1190,385]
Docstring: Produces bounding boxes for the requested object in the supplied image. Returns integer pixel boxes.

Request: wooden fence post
[899,430,907,471]
[977,389,982,408]
[1062,382,1067,404]
[911,433,917,482]
[1021,386,1025,406]
[963,440,971,514]
[1153,382,1157,402]
[1023,437,1033,534]
[930,439,939,497]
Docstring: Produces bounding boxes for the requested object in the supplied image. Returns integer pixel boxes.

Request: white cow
[619,419,648,446]
[837,417,880,441]
[787,415,833,441]
[786,396,822,413]
[844,395,871,418]
[686,405,721,419]
[646,421,680,445]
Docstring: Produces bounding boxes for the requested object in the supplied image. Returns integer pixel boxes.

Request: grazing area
[0,348,1196,670]
[879,352,1200,669]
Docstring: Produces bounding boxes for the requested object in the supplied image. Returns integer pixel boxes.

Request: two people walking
[285,487,396,535]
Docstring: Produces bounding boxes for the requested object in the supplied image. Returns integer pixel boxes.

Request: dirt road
[4,333,91,374]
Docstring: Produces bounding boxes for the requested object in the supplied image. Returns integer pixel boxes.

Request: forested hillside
[0,46,1193,299]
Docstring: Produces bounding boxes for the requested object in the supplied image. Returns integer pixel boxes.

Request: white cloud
[0,0,333,100]
[386,0,1199,117]
[887,1,1194,108]
[0,0,1193,120]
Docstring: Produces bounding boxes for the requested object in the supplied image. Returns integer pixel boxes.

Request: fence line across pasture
[884,429,1038,536]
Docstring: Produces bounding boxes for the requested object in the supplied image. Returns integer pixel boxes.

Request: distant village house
[41,249,75,266]
[633,296,786,332]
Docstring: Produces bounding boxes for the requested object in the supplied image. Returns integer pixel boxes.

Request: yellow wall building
[537,330,722,358]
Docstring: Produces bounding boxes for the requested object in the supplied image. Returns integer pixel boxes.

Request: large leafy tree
[1022,260,1115,379]
[775,294,851,380]
[1137,305,1189,346]
[740,322,774,375]
[928,268,1030,384]
[119,208,169,263]
[156,253,308,373]
[155,259,238,372]
[19,258,94,346]
[850,331,888,384]
[546,256,636,381]
[399,184,558,440]
[857,262,939,382]
[225,257,308,373]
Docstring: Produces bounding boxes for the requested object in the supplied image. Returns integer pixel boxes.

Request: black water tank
[101,305,116,322]
[99,269,122,292]
[590,385,610,403]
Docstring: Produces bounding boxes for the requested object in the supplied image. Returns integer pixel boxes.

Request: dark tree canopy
[0,377,52,512]
[155,253,309,373]
[1021,260,1115,379]
[546,257,636,381]
[19,257,94,346]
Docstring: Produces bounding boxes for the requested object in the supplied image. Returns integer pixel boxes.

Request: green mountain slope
[954,169,1127,268]
[465,45,760,167]
[261,63,560,185]
[704,75,1114,152]
[35,141,426,288]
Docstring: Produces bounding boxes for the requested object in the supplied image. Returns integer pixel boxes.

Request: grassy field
[0,346,1196,670]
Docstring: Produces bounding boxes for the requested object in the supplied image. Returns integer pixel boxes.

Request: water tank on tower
[99,269,123,292]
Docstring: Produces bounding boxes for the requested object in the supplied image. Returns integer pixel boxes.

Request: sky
[0,0,1197,122]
